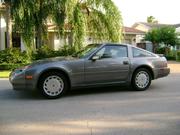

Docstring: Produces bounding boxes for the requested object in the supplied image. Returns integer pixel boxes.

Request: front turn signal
[25,75,33,79]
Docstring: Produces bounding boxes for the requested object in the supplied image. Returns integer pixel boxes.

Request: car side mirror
[91,55,100,61]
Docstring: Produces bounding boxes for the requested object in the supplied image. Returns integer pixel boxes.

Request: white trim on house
[0,13,1,50]
[132,23,150,32]
[20,37,26,51]
[0,16,6,50]
[176,27,180,33]
[0,0,5,4]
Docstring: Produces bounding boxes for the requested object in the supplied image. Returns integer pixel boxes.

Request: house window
[12,33,21,48]
[4,32,21,48]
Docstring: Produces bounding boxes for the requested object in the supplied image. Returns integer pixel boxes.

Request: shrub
[32,45,75,60]
[32,45,55,60]
[177,51,180,61]
[0,48,30,70]
[53,45,75,57]
[156,47,166,54]
[0,45,76,70]
[156,47,172,55]
[156,47,177,60]
[0,48,30,64]
[0,63,27,70]
[165,56,176,60]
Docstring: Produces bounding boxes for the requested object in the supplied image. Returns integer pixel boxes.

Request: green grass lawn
[0,71,11,78]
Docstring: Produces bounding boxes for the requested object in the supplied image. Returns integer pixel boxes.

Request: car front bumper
[9,71,36,91]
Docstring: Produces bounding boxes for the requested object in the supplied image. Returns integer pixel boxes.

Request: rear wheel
[132,68,152,91]
[39,72,68,99]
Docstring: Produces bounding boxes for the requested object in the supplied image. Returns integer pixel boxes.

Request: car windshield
[73,44,100,58]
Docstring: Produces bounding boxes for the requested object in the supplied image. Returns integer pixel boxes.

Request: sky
[113,0,180,27]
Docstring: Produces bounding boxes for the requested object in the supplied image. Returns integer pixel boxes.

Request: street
[0,73,180,135]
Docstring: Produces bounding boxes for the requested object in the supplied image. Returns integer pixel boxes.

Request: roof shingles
[123,26,145,34]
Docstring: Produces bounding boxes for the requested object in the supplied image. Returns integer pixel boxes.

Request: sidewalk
[168,61,180,73]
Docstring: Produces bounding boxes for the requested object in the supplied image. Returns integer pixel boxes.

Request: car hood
[30,56,78,66]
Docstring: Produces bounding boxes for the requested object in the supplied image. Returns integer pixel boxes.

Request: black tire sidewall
[132,68,152,91]
[39,72,68,99]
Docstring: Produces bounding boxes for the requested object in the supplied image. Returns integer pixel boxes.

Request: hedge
[32,45,75,60]
[177,51,180,61]
[0,63,27,70]
[165,56,176,60]
[0,45,75,70]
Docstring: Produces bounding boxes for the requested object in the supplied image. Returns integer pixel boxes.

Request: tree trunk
[5,4,12,48]
[36,26,42,48]
[153,43,158,53]
[36,0,43,48]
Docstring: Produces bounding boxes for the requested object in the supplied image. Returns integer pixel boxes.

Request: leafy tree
[176,33,180,45]
[145,26,179,52]
[12,0,55,56]
[159,26,178,46]
[67,0,123,51]
[147,16,158,24]
[11,0,123,53]
[145,28,160,44]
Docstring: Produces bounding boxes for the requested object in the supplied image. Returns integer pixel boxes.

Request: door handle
[123,61,129,65]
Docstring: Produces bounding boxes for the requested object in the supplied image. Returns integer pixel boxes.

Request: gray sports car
[10,43,170,98]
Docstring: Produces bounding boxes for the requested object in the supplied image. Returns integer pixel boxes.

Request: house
[132,22,180,33]
[0,3,154,52]
[1,15,146,51]
[122,26,145,45]
[47,25,146,50]
[0,1,148,51]
[132,22,180,51]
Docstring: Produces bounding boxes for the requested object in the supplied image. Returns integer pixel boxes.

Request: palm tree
[12,0,123,52]
[147,16,158,24]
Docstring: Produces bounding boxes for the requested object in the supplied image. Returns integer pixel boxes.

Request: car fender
[31,63,72,89]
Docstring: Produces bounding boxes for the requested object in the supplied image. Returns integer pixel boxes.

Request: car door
[84,45,130,84]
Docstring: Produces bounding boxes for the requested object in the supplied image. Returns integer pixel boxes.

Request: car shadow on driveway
[65,85,135,97]
[0,89,42,100]
[0,85,139,100]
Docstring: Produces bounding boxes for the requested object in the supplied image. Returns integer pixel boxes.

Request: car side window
[132,47,155,57]
[96,45,128,59]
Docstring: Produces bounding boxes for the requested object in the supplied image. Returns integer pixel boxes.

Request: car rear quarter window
[132,47,155,57]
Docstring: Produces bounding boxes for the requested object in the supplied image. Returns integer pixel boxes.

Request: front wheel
[39,72,68,99]
[132,68,152,91]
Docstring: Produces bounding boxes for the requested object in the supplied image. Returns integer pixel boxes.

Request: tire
[132,68,152,91]
[38,72,68,99]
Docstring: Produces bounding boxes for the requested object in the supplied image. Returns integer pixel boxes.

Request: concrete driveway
[168,61,180,73]
[0,61,180,135]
